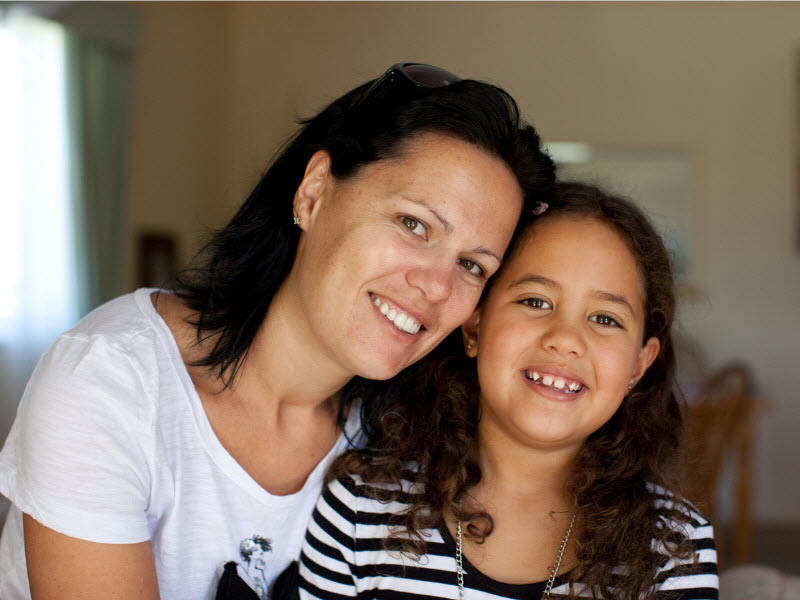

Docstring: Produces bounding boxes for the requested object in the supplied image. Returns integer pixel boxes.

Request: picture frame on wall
[137,232,177,289]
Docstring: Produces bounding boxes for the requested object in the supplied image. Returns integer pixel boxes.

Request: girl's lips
[521,366,587,401]
[523,368,585,393]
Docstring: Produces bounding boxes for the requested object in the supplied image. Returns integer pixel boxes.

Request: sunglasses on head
[356,62,462,106]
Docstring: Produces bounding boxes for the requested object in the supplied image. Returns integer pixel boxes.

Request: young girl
[285,182,718,600]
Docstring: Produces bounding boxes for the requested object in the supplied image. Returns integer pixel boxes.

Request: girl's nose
[540,317,587,358]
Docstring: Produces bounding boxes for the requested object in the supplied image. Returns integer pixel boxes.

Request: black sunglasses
[356,62,462,106]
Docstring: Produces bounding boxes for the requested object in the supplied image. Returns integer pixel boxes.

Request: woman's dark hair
[334,182,697,599]
[173,68,555,385]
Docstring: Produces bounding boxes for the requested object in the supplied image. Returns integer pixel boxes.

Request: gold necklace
[455,512,576,600]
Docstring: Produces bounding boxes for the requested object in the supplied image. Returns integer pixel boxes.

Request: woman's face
[290,132,523,381]
[466,216,659,454]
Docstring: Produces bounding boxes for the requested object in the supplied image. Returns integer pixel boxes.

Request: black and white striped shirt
[294,472,719,600]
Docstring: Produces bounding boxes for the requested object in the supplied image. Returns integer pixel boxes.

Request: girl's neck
[472,420,578,510]
[453,420,580,585]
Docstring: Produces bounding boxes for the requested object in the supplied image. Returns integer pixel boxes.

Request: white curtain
[0,16,80,446]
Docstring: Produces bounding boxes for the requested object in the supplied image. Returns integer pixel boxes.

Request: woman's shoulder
[15,288,186,432]
[41,288,182,386]
[61,288,169,351]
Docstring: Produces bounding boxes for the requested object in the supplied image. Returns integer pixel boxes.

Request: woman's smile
[290,132,523,381]
[369,292,424,336]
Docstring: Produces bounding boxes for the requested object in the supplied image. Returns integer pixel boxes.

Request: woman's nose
[406,257,455,303]
[540,317,587,358]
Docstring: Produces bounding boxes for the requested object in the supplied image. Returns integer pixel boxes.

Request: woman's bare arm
[23,513,161,599]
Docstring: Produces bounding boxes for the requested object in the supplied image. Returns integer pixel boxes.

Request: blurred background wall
[3,0,799,566]
[126,0,800,526]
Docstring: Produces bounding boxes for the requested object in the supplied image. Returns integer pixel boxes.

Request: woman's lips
[369,293,425,335]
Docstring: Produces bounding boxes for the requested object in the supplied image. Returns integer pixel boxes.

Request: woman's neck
[156,290,348,495]
[223,278,357,415]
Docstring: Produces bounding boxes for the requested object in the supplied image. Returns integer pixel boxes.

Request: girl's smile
[521,366,586,399]
[464,214,660,453]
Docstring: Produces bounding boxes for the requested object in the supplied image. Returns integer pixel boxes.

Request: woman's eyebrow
[401,195,452,233]
[473,247,501,263]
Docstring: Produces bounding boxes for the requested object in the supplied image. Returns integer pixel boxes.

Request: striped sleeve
[297,476,362,599]
[297,473,459,600]
[651,497,719,600]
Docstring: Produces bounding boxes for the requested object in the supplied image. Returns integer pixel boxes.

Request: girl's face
[290,132,523,381]
[465,215,660,454]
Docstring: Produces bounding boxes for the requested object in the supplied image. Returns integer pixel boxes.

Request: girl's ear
[293,150,333,231]
[629,337,660,388]
[461,309,481,358]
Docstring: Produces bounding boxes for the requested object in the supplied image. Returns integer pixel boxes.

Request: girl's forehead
[496,215,646,304]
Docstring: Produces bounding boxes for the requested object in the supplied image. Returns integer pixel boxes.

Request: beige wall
[126,2,800,524]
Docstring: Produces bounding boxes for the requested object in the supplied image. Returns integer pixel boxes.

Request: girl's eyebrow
[509,274,559,289]
[509,274,637,317]
[591,290,636,317]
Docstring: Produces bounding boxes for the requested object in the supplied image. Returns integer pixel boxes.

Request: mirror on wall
[546,143,693,284]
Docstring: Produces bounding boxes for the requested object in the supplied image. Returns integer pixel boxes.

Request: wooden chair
[683,362,760,567]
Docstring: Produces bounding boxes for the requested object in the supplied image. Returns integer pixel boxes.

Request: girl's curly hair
[331,182,697,599]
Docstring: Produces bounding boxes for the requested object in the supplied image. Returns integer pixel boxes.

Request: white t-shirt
[0,288,363,600]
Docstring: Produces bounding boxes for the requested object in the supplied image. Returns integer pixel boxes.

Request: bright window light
[0,16,77,340]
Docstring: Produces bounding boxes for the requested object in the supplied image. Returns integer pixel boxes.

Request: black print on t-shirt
[239,535,273,599]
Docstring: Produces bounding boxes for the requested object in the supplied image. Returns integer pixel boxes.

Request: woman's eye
[590,314,621,328]
[521,298,551,310]
[401,216,427,239]
[457,258,485,278]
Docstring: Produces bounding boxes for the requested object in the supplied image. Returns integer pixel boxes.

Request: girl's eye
[590,314,621,328]
[520,298,551,310]
[457,258,485,278]
[401,216,427,239]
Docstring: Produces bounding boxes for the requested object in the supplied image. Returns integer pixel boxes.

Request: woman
[0,63,555,599]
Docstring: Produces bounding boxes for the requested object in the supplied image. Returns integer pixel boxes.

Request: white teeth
[372,295,422,335]
[526,371,583,393]
[389,311,420,334]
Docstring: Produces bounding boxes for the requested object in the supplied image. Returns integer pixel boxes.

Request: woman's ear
[629,337,660,388]
[461,309,481,358]
[293,150,333,231]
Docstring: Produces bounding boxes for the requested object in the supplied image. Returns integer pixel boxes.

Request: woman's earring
[293,217,301,226]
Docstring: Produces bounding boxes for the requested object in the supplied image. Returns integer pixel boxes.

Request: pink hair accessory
[532,201,549,215]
